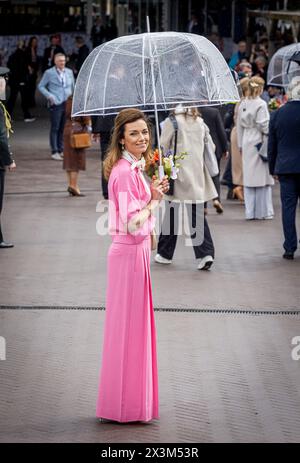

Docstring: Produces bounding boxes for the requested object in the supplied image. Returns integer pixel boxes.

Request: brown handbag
[70,132,92,149]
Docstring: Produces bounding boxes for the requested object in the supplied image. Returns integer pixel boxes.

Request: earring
[121,143,125,150]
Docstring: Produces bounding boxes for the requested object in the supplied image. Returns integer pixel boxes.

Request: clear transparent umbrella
[72,30,240,175]
[267,43,300,88]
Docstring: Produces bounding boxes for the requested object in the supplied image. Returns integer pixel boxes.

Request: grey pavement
[1,113,300,310]
[1,309,300,443]
[0,109,300,442]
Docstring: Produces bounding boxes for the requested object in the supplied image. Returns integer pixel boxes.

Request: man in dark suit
[268,77,300,260]
[92,115,115,199]
[90,17,106,49]
[200,106,228,213]
[74,36,90,76]
[42,35,65,72]
[0,67,16,248]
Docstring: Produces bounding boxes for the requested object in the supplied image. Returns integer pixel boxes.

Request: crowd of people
[0,18,299,427]
[0,18,299,261]
[3,33,91,123]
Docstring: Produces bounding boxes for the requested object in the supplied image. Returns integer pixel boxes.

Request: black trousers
[0,170,5,242]
[157,201,215,260]
[100,131,110,199]
[279,174,300,254]
[204,158,220,208]
[221,153,235,189]
[7,83,32,119]
[27,73,38,107]
[212,157,221,201]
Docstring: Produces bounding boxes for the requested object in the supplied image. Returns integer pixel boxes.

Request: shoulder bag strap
[168,114,178,157]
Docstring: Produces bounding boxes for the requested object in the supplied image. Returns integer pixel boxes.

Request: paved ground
[0,108,300,442]
[1,309,300,443]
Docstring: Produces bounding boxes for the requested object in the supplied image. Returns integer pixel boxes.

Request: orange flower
[153,149,160,161]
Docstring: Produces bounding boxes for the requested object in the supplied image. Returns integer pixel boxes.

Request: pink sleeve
[113,170,155,242]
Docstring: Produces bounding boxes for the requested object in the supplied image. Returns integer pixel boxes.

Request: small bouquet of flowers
[146,148,187,181]
[268,95,288,112]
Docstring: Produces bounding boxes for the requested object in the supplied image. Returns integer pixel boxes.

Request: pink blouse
[108,158,156,244]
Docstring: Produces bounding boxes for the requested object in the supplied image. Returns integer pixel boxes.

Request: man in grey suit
[38,53,75,161]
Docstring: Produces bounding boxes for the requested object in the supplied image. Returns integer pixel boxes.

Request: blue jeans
[49,102,66,154]
[279,174,300,254]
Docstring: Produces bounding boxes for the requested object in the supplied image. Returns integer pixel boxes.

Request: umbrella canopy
[72,31,240,117]
[267,43,300,88]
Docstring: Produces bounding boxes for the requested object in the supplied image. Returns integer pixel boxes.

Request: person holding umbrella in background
[0,67,16,248]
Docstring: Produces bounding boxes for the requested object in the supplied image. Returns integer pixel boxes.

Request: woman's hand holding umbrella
[151,175,169,199]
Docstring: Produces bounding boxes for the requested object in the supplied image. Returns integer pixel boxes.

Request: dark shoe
[213,199,224,214]
[227,189,236,200]
[0,241,14,248]
[283,252,294,260]
[67,186,85,197]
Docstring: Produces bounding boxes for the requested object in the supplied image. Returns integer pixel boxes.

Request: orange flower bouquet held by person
[146,147,188,180]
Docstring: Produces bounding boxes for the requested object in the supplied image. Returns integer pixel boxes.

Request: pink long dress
[96,158,159,422]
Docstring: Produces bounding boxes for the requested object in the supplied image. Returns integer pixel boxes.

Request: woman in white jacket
[237,76,274,220]
[155,106,218,270]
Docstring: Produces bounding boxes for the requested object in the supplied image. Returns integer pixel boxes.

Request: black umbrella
[288,51,300,65]
[287,51,300,74]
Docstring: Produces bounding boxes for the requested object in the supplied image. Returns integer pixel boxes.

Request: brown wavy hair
[103,108,153,180]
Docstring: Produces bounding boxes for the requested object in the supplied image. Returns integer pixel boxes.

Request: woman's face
[121,119,149,158]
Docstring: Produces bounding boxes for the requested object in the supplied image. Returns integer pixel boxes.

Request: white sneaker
[51,153,63,161]
[58,152,64,158]
[197,255,214,270]
[155,253,172,264]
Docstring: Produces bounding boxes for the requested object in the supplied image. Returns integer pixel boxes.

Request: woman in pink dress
[96,108,169,423]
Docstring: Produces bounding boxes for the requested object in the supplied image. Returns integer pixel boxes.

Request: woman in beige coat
[155,107,217,270]
[230,77,250,202]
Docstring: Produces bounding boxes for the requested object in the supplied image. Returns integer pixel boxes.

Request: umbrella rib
[83,46,105,113]
[102,48,149,59]
[154,41,167,111]
[142,35,146,106]
[154,42,192,58]
[102,41,124,115]
[186,34,222,102]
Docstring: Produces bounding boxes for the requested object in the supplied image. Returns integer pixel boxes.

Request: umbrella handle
[147,15,165,181]
[158,164,165,180]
